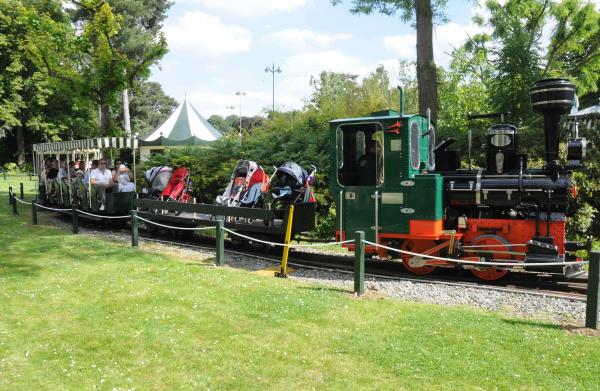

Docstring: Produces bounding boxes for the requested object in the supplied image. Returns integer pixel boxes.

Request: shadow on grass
[501,317,562,330]
[298,286,349,294]
[0,261,42,277]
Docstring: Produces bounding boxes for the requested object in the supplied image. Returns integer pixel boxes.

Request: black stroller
[268,162,316,208]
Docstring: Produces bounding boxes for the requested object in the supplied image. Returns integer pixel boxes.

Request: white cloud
[164,11,252,55]
[382,34,416,59]
[283,50,371,78]
[269,29,353,49]
[179,0,312,18]
[381,22,484,67]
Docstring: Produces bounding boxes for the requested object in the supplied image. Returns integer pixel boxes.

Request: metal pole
[131,210,138,247]
[276,205,295,278]
[72,206,79,234]
[586,252,600,329]
[216,220,224,266]
[265,62,281,112]
[235,91,246,142]
[354,231,365,295]
[32,202,38,225]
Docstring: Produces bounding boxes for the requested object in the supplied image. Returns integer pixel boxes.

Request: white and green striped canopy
[32,137,138,154]
[143,98,222,143]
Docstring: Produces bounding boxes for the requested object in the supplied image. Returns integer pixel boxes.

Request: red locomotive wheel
[400,240,438,275]
[465,235,511,281]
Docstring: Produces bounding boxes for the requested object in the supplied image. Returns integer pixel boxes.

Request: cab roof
[329,110,420,124]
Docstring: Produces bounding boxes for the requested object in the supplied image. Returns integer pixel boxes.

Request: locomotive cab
[330,110,443,248]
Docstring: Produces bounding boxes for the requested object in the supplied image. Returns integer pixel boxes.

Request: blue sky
[149,0,485,117]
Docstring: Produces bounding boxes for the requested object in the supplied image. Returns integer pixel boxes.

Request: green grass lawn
[1,176,599,390]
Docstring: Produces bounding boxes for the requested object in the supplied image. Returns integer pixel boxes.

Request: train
[32,77,589,281]
[331,78,588,280]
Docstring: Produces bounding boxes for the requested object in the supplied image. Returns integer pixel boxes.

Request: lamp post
[235,91,245,140]
[265,61,281,112]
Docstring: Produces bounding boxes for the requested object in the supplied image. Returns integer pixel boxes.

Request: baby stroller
[142,166,172,198]
[161,166,192,203]
[217,160,268,207]
[268,162,316,207]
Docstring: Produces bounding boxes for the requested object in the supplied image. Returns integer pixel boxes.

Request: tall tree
[461,0,599,154]
[0,0,96,164]
[122,81,177,138]
[332,0,447,121]
[33,0,171,135]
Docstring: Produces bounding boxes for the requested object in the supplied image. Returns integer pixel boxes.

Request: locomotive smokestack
[529,79,576,165]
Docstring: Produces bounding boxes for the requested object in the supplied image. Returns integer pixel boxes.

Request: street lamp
[265,61,281,112]
[235,91,246,139]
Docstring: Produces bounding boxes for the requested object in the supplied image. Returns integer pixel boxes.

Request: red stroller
[161,166,192,203]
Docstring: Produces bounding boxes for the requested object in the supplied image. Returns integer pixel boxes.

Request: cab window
[337,123,383,187]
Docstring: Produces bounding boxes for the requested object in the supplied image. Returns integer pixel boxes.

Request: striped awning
[33,137,138,153]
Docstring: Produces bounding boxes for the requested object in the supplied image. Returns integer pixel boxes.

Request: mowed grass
[1,176,599,390]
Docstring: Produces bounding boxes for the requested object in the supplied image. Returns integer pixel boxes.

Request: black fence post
[585,252,600,329]
[20,182,24,200]
[71,207,79,234]
[216,220,224,266]
[131,210,138,247]
[32,202,38,225]
[8,186,13,205]
[12,191,18,216]
[354,231,365,295]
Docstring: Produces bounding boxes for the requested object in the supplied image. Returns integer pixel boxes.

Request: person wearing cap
[90,158,113,210]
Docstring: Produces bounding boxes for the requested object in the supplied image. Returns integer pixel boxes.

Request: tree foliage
[0,0,97,163]
[118,81,177,138]
[332,0,447,121]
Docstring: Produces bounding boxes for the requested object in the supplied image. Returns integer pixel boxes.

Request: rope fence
[5,185,599,329]
[222,227,354,248]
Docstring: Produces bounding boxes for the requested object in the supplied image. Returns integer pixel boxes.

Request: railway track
[34,209,590,301]
[138,231,588,302]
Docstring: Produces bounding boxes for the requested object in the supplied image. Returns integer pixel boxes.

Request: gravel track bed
[43,215,587,326]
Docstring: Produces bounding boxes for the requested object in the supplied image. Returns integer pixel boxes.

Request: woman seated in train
[115,164,135,192]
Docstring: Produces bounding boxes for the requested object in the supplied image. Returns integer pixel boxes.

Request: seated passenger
[116,164,135,192]
[357,140,382,186]
[90,159,113,210]
[83,160,98,185]
[47,159,59,180]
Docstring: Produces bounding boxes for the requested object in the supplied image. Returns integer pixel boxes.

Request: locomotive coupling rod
[275,205,295,278]
[586,252,600,329]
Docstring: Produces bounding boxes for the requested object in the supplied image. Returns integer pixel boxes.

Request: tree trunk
[16,124,25,166]
[415,0,438,122]
[122,89,131,136]
[99,103,111,136]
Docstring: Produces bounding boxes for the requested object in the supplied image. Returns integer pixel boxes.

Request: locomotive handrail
[363,240,588,267]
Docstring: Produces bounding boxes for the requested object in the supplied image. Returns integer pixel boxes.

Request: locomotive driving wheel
[400,240,438,275]
[464,234,511,281]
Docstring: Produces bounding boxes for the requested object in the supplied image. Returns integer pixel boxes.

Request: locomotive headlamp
[485,124,518,174]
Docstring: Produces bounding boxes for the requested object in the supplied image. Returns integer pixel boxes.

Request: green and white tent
[139,98,223,160]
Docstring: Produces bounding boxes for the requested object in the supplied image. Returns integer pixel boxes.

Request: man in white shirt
[90,159,113,210]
